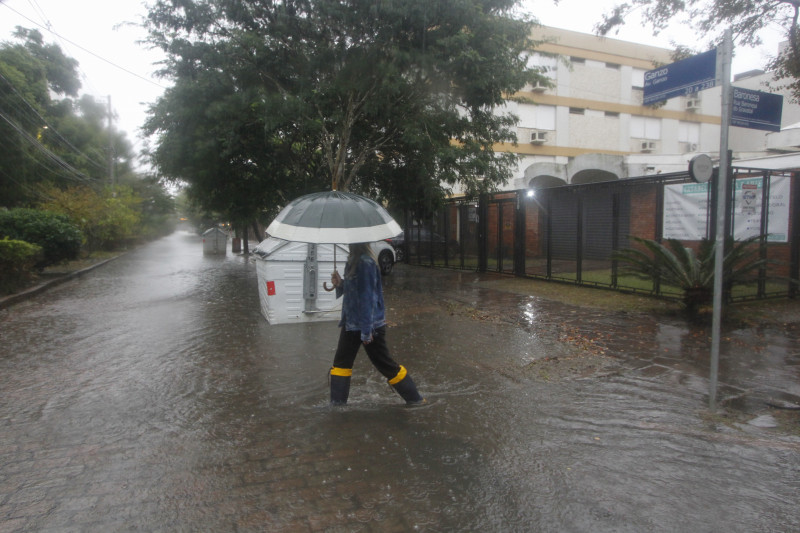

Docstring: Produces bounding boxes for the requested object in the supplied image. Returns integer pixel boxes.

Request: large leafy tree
[0,29,135,206]
[597,0,800,100]
[143,0,534,222]
[0,28,79,206]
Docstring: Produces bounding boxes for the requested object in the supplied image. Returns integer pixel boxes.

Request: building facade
[474,26,793,194]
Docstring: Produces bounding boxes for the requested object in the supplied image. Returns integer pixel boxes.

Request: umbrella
[265,191,402,290]
[266,191,401,243]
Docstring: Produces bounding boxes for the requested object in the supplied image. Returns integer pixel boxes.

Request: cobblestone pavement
[1,231,798,532]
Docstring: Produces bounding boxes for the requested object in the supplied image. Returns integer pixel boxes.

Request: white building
[476,26,796,193]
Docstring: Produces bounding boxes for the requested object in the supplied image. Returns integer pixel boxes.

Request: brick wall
[629,184,659,240]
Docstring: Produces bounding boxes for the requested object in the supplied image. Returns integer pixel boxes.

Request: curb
[0,257,118,310]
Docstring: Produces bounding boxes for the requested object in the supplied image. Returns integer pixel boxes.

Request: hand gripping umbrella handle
[324,268,341,292]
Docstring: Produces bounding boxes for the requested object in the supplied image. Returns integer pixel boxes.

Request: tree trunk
[252,221,262,243]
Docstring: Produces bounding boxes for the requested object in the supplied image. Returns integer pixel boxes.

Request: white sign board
[663,176,789,242]
[732,177,790,241]
[663,182,710,240]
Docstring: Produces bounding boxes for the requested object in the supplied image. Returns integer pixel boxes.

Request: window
[605,111,620,118]
[525,52,558,80]
[519,104,556,130]
[678,121,700,144]
[630,116,661,139]
[605,62,620,70]
[570,56,585,64]
[569,107,585,115]
[631,69,646,89]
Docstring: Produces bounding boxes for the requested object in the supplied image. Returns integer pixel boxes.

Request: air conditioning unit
[640,141,657,152]
[530,130,548,144]
[686,98,701,110]
[531,80,548,92]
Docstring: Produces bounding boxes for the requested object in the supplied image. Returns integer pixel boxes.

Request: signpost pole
[709,30,733,410]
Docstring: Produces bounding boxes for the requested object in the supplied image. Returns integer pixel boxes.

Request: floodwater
[1,230,798,532]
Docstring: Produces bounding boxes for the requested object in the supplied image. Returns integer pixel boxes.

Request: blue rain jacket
[336,254,386,342]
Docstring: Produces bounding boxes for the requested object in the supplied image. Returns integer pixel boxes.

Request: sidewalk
[0,256,118,310]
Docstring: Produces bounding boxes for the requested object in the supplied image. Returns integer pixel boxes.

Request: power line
[0,109,96,184]
[1,2,166,90]
[0,73,108,172]
[24,0,50,30]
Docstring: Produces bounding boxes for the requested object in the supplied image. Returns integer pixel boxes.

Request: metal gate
[403,168,799,302]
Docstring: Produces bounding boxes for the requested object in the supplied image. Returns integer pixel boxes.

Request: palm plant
[613,235,770,313]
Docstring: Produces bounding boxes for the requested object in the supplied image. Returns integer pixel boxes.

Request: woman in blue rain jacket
[328,242,424,406]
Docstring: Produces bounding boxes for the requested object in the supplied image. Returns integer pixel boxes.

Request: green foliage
[123,175,177,240]
[0,238,43,294]
[0,29,137,208]
[613,236,771,312]
[143,0,535,221]
[37,185,142,251]
[0,208,82,268]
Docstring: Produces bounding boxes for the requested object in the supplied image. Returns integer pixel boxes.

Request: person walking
[328,242,424,406]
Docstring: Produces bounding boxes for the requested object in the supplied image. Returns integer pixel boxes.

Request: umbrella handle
[323,268,341,292]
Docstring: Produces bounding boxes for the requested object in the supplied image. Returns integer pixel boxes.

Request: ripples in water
[1,232,798,532]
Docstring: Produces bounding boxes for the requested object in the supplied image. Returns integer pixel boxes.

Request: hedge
[0,208,83,268]
[0,238,42,294]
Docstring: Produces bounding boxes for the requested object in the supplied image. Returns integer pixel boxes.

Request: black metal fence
[399,168,799,301]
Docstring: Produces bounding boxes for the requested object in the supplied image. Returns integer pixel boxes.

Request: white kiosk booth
[253,238,344,324]
[202,227,228,255]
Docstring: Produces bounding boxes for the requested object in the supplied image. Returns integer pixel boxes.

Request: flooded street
[1,230,798,532]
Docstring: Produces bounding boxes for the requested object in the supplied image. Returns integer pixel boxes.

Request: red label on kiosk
[266,281,276,296]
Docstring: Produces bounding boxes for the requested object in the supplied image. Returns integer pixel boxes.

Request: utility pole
[107,95,114,186]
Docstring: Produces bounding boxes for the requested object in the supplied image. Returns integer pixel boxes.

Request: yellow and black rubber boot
[330,367,352,405]
[388,366,425,405]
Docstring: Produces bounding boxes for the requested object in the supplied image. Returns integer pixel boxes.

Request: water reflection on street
[0,230,798,532]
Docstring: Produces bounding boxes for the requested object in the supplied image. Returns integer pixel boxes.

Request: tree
[143,0,534,222]
[0,28,78,206]
[596,0,800,101]
[0,28,137,207]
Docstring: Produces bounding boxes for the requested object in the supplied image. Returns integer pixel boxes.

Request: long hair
[344,242,375,278]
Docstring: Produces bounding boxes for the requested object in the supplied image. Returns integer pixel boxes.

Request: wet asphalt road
[0,230,798,532]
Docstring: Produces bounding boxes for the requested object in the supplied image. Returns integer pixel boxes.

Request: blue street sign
[643,49,718,105]
[731,87,783,131]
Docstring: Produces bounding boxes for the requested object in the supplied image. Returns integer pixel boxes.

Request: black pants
[332,326,401,380]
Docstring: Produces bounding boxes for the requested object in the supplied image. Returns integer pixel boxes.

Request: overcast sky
[1,0,787,169]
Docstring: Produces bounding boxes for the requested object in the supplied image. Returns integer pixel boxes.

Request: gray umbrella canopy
[265,191,402,244]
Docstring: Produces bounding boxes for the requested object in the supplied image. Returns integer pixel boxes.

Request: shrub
[0,208,83,268]
[0,238,42,294]
[37,185,141,251]
[613,235,770,313]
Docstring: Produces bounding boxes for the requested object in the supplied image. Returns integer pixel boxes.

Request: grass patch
[480,276,682,315]
[42,251,117,275]
[479,273,800,326]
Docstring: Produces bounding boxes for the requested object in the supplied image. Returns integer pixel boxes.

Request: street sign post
[643,49,718,105]
[709,32,732,411]
[643,36,784,410]
[731,87,784,132]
